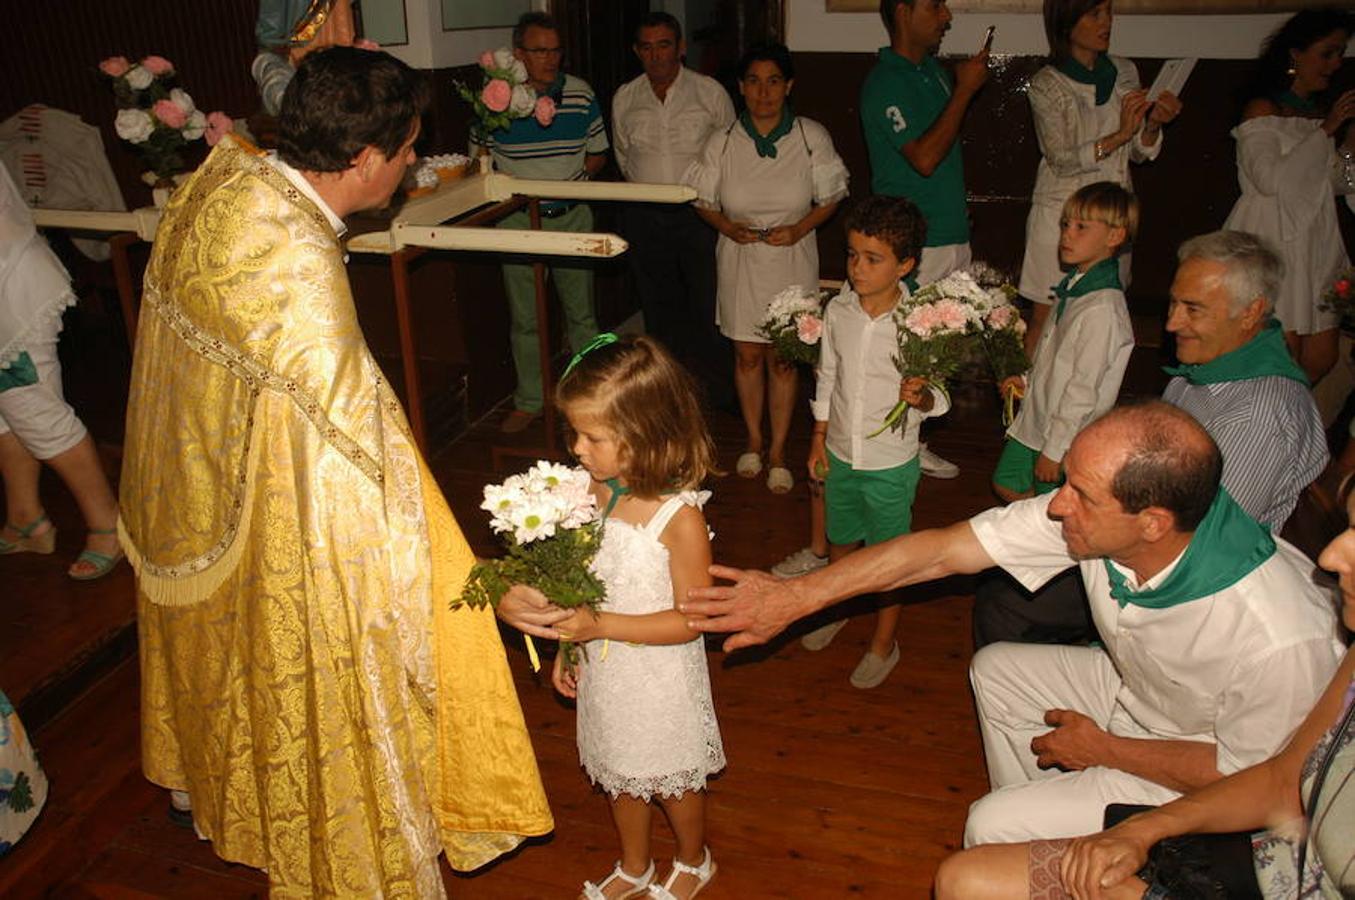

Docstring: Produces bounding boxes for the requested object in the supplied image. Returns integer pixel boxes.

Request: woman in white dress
[685,43,848,495]
[1224,9,1355,385]
[1019,0,1180,351]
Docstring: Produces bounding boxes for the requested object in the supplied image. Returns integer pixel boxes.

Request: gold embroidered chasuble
[119,137,552,898]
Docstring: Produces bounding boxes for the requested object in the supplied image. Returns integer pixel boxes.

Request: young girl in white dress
[551,335,726,900]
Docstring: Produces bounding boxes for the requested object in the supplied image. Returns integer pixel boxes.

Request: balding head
[1083,402,1221,533]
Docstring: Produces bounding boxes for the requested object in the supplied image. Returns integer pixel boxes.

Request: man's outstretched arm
[682,519,994,651]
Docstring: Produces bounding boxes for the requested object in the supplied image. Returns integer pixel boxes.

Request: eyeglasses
[521,47,564,58]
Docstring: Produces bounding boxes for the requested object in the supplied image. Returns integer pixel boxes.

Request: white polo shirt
[612,66,735,185]
[969,493,1344,774]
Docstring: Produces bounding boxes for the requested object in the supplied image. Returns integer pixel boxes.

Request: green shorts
[992,438,1062,496]
[824,451,920,547]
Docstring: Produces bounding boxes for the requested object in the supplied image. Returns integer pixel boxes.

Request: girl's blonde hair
[557,336,718,497]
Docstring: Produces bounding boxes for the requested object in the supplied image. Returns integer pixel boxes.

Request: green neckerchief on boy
[1058,52,1117,105]
[1162,319,1309,387]
[1053,257,1121,322]
[1103,487,1275,610]
[740,105,794,159]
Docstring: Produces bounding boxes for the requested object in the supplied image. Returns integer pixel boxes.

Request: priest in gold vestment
[118,48,555,897]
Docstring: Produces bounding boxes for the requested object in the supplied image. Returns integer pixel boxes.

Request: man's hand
[954,47,990,95]
[1034,452,1061,485]
[1031,708,1109,771]
[682,564,801,651]
[497,584,571,638]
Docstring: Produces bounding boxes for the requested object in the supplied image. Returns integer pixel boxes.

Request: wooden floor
[0,340,1168,898]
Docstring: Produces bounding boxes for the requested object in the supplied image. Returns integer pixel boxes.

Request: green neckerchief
[0,352,38,393]
[1274,89,1318,114]
[1058,52,1117,105]
[602,478,629,520]
[903,272,919,294]
[739,104,794,158]
[1103,488,1275,610]
[1162,319,1309,387]
[1053,256,1121,321]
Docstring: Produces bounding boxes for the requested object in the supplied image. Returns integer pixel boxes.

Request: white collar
[267,153,347,237]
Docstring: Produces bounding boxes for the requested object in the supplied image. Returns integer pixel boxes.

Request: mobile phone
[983,25,996,52]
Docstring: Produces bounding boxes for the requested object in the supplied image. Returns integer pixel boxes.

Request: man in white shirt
[612,11,735,403]
[683,401,1343,846]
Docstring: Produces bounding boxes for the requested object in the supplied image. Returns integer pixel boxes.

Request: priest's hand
[682,565,800,651]
[1032,708,1108,771]
[498,584,572,638]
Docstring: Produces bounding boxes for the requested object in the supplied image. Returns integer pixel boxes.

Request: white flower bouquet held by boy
[454,460,605,669]
[758,284,828,365]
[455,47,557,141]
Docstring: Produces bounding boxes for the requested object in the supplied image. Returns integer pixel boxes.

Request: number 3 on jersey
[885,105,906,134]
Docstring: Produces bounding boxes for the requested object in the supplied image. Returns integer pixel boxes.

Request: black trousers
[972,567,1098,649]
[620,203,732,406]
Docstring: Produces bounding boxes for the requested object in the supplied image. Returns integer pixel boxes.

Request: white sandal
[736,451,762,478]
[581,860,655,900]
[648,847,716,899]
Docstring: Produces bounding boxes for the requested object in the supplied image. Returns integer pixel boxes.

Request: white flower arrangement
[457,461,608,669]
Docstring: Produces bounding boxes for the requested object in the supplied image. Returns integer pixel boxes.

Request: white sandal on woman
[581,860,655,900]
[647,847,716,899]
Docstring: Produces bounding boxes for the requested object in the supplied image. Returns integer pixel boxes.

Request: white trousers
[916,242,972,285]
[964,642,1182,846]
[0,320,86,459]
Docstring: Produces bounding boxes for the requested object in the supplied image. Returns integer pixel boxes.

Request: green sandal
[69,526,124,581]
[0,513,55,555]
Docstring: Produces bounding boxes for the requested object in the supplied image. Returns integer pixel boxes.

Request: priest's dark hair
[1103,401,1222,533]
[277,46,429,173]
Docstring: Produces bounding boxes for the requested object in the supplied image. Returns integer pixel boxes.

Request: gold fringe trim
[121,405,264,608]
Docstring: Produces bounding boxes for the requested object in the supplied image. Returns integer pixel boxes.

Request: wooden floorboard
[1,369,1047,897]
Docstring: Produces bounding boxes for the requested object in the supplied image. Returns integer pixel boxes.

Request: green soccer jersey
[860,47,969,246]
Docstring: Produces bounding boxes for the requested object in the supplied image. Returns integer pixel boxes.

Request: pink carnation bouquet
[455,47,557,143]
[871,270,992,436]
[99,54,232,184]
[758,285,828,365]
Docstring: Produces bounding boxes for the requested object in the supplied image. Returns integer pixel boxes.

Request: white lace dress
[575,491,726,800]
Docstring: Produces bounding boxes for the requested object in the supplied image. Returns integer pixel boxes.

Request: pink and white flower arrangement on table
[758,284,829,365]
[455,47,557,141]
[453,461,607,669]
[100,54,233,183]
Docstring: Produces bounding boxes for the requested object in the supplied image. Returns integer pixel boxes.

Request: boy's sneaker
[919,444,959,479]
[772,546,829,578]
[800,619,847,651]
[850,642,900,689]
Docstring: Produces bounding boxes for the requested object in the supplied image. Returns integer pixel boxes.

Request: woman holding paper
[1224,9,1355,386]
[1018,0,1181,352]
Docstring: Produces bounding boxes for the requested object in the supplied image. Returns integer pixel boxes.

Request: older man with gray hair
[1162,229,1327,532]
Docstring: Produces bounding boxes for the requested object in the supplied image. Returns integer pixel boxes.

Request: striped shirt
[1163,375,1328,532]
[473,74,608,184]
